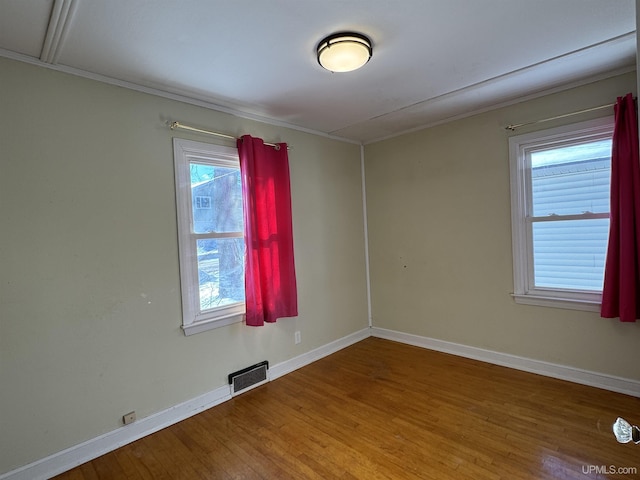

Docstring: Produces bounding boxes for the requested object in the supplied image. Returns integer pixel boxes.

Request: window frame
[173,138,245,335]
[508,117,614,312]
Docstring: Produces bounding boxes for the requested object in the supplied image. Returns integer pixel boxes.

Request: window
[173,138,245,335]
[508,117,613,311]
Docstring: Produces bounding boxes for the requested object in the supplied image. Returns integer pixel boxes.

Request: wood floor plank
[75,462,100,480]
[55,468,86,480]
[191,405,288,479]
[112,447,155,480]
[53,338,640,479]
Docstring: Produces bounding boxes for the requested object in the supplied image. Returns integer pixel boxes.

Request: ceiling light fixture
[317,32,372,73]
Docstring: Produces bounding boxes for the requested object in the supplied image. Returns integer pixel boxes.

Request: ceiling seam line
[40,0,78,64]
[327,31,636,138]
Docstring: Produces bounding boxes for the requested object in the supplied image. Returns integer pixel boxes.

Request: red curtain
[601,93,639,322]
[237,135,298,326]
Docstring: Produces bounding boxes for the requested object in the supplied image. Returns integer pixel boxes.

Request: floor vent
[228,361,269,396]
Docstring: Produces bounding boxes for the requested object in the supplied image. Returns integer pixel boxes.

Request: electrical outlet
[123,411,136,425]
[294,331,301,344]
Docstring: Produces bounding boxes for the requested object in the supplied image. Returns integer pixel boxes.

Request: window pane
[531,140,611,217]
[190,163,244,233]
[197,238,245,311]
[532,218,609,291]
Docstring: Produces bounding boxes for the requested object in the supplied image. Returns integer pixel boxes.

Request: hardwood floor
[53,337,639,479]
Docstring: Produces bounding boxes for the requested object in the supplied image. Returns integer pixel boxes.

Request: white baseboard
[371,327,640,398]
[0,327,371,480]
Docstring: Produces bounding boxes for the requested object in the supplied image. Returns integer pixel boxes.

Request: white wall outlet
[123,411,136,425]
[294,331,301,344]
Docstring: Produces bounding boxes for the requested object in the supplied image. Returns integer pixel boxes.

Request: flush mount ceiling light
[317,32,372,73]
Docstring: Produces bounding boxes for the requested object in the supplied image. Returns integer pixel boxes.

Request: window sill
[511,293,601,313]
[182,313,244,336]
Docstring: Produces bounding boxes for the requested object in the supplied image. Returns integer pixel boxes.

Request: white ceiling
[0,0,636,144]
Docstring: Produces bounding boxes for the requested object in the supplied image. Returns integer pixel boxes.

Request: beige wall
[0,57,369,473]
[3,54,640,476]
[365,71,640,382]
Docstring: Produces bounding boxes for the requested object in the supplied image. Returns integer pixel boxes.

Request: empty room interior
[2,1,640,479]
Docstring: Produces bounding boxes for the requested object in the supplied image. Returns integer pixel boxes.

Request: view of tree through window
[190,163,245,311]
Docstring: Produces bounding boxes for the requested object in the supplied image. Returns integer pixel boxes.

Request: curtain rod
[505,103,615,131]
[169,121,290,150]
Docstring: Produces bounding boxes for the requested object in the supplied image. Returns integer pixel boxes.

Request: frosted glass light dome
[317,32,372,73]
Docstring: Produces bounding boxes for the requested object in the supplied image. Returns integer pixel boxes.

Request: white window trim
[508,117,614,312]
[173,138,245,335]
